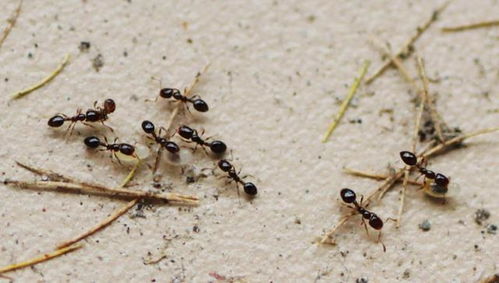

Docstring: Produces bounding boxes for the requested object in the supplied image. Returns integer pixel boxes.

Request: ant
[141,120,180,154]
[48,99,116,135]
[217,159,257,196]
[159,87,209,112]
[84,136,136,163]
[177,125,227,154]
[340,188,386,251]
[400,151,450,198]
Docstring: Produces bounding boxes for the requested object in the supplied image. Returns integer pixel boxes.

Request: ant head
[400,151,418,166]
[435,173,449,187]
[119,143,135,156]
[104,99,116,113]
[209,140,227,154]
[48,115,65,127]
[368,214,383,230]
[178,125,194,139]
[141,120,155,134]
[163,141,180,154]
[243,182,258,196]
[159,88,178,98]
[85,110,100,122]
[340,188,356,203]
[218,159,233,172]
[192,99,209,112]
[84,136,101,148]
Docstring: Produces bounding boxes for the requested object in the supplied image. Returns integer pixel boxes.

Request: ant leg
[361,218,370,237]
[377,231,387,252]
[113,152,123,166]
[65,121,77,139]
[101,121,114,132]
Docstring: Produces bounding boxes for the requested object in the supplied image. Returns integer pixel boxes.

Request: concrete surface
[0,0,498,282]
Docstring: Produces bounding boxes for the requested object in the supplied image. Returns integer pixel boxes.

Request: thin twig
[423,127,499,157]
[416,57,444,142]
[0,244,82,274]
[11,54,70,99]
[320,215,353,244]
[442,20,499,32]
[4,180,199,204]
[0,0,22,50]
[119,159,141,188]
[396,169,409,228]
[322,61,370,142]
[365,1,451,84]
[343,168,422,185]
[56,200,138,249]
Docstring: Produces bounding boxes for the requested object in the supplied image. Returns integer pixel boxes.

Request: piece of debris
[486,224,497,235]
[419,219,431,231]
[474,209,490,225]
[92,54,104,72]
[79,41,91,52]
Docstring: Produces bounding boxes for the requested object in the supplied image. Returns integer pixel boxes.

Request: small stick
[56,200,138,249]
[442,20,499,32]
[16,160,74,183]
[119,159,141,188]
[343,168,422,185]
[4,180,199,204]
[416,57,444,142]
[365,1,451,84]
[396,169,409,228]
[11,54,70,99]
[320,215,353,244]
[423,127,499,157]
[0,244,82,274]
[322,61,370,142]
[0,0,22,50]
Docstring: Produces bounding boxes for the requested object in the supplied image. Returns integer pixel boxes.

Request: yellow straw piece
[0,244,82,274]
[322,61,370,142]
[11,54,70,100]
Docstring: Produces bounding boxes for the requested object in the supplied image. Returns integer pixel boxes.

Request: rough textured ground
[0,0,498,282]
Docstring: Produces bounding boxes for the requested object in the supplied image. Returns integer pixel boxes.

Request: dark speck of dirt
[28,52,33,59]
[186,176,195,184]
[186,38,193,44]
[475,209,490,225]
[92,54,104,72]
[193,225,200,233]
[419,219,431,231]
[402,270,410,279]
[356,278,368,283]
[486,224,497,234]
[79,41,91,52]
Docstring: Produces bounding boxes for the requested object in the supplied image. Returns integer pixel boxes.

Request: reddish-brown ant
[218,159,257,196]
[177,125,227,154]
[400,151,450,198]
[84,136,136,163]
[340,188,387,251]
[159,88,209,112]
[48,99,116,135]
[141,120,179,154]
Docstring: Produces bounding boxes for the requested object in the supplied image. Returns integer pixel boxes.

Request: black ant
[84,136,136,163]
[48,99,116,135]
[159,88,209,112]
[217,159,257,196]
[340,188,386,251]
[177,125,227,154]
[141,120,180,154]
[400,151,450,198]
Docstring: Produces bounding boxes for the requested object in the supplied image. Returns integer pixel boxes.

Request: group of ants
[47,86,258,197]
[337,151,450,251]
[47,83,454,251]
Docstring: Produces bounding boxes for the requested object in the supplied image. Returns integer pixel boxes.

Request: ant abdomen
[368,215,383,230]
[192,98,209,112]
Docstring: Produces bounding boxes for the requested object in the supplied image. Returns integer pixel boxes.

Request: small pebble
[475,209,490,225]
[419,219,431,231]
[486,224,497,235]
